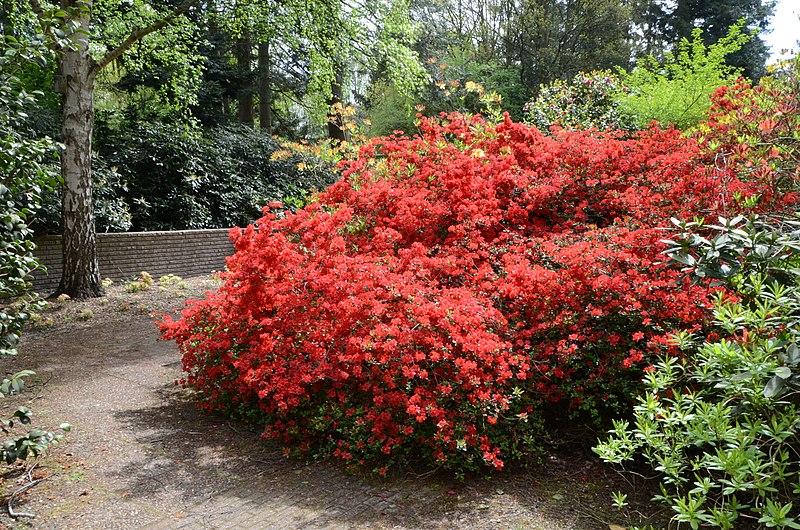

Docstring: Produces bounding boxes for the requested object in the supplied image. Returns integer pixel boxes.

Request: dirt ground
[0,274,669,529]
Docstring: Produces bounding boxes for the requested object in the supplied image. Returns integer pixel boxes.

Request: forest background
[2,0,791,238]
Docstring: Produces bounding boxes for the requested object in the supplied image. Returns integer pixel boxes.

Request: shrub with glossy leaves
[524,71,635,132]
[93,122,337,231]
[161,113,770,473]
[0,32,69,466]
[596,214,800,529]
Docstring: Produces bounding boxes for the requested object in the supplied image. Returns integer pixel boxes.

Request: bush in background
[524,71,635,132]
[695,54,800,210]
[89,122,338,232]
[615,22,749,131]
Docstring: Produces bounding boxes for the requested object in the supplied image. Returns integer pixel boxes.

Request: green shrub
[0,34,57,355]
[0,32,69,465]
[615,21,750,130]
[596,214,800,529]
[35,156,133,234]
[94,121,338,231]
[524,70,635,132]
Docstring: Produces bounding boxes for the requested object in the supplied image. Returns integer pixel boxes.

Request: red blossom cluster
[160,113,769,472]
[698,75,800,208]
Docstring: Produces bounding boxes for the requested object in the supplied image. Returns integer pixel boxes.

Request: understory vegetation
[0,33,69,473]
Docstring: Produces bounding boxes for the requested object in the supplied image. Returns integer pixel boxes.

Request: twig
[409,464,442,479]
[8,477,45,519]
[571,503,612,525]
[226,421,246,434]
[25,459,42,483]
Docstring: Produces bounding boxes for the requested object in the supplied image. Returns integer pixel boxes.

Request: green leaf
[775,366,792,379]
[764,375,785,398]
[786,344,800,365]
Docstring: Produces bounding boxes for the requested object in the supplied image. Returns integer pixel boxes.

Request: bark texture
[326,62,346,143]
[57,0,103,298]
[258,40,272,135]
[236,37,254,127]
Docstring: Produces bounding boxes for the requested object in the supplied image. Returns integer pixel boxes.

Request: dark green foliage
[0,33,58,353]
[0,31,69,464]
[95,122,338,231]
[517,0,633,95]
[34,157,132,234]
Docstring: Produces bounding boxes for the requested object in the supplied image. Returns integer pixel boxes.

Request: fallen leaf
[608,525,626,530]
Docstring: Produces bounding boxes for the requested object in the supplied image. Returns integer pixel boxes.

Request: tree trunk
[57,0,103,298]
[258,40,272,135]
[236,37,254,127]
[326,61,346,143]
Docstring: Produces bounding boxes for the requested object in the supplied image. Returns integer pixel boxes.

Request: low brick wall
[31,229,235,295]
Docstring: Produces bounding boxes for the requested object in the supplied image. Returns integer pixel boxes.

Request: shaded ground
[0,275,667,529]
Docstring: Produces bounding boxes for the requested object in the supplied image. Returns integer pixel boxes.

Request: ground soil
[0,274,670,529]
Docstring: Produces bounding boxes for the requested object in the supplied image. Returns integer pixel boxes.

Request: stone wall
[31,229,235,294]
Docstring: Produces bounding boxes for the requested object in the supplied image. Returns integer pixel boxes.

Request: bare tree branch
[93,0,200,73]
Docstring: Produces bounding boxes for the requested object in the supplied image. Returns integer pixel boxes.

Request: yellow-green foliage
[616,21,750,130]
[125,271,154,293]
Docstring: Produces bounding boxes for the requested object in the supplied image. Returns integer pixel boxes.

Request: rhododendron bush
[160,113,767,472]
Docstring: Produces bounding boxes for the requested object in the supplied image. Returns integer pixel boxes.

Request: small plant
[101,278,113,288]
[158,274,188,291]
[0,371,70,464]
[125,271,154,293]
[78,309,93,321]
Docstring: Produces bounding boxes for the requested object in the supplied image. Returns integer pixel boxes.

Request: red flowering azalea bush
[161,113,765,473]
[696,63,800,209]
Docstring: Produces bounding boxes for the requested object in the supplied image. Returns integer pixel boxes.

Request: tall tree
[516,0,632,94]
[26,0,199,298]
[235,34,254,127]
[257,39,272,134]
[219,0,425,139]
[408,0,632,97]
